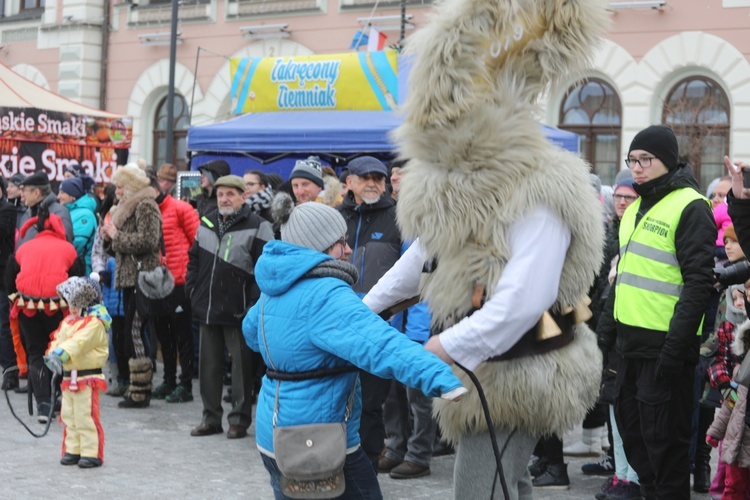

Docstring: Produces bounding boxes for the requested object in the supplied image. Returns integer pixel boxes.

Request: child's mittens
[706,435,719,448]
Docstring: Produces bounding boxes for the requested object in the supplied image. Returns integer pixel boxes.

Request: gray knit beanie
[273,194,346,252]
[289,158,325,188]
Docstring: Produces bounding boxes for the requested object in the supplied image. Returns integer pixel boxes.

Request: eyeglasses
[245,182,260,187]
[624,157,657,169]
[613,194,638,202]
[356,173,385,182]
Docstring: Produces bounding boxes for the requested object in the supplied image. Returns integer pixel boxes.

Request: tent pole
[166,0,179,165]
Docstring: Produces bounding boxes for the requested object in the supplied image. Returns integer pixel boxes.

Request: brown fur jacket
[106,187,162,290]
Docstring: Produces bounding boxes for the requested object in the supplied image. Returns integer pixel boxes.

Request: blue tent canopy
[188,110,579,153]
[187,111,579,177]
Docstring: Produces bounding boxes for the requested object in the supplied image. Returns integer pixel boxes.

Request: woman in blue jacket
[243,194,465,500]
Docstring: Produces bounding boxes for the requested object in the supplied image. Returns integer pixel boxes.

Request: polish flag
[367,26,387,52]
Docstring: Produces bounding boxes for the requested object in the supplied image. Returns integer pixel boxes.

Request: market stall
[0,62,132,184]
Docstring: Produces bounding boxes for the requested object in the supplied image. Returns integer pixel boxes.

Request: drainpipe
[99,0,111,110]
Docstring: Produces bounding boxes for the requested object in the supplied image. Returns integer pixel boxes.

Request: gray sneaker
[106,383,128,397]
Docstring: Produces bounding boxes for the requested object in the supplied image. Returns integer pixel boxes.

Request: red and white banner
[368,27,387,52]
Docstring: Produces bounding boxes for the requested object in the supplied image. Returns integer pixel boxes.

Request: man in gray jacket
[16,171,73,247]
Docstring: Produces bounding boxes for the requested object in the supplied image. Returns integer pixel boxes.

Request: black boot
[532,463,570,489]
[693,406,713,493]
[1,370,19,391]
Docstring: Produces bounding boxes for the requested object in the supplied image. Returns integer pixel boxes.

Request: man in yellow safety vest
[597,125,716,499]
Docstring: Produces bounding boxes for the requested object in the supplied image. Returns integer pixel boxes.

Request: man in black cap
[597,125,715,498]
[195,160,231,217]
[337,156,404,473]
[16,170,73,247]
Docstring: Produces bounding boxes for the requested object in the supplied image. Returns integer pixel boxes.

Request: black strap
[265,365,358,381]
[63,368,103,377]
[487,311,575,362]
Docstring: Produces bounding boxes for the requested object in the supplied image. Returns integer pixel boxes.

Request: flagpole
[399,0,406,46]
[352,0,382,50]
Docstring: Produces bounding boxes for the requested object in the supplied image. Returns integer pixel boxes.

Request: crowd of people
[1,126,749,498]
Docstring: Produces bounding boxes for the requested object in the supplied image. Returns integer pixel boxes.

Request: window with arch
[662,76,730,189]
[153,94,189,170]
[558,78,622,187]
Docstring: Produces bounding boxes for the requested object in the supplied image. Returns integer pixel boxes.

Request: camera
[714,259,750,287]
[744,168,750,188]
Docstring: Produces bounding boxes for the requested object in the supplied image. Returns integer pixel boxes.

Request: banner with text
[0,107,132,148]
[229,50,399,113]
[0,139,127,183]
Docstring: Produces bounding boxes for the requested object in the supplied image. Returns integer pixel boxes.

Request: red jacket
[8,214,81,316]
[158,194,199,286]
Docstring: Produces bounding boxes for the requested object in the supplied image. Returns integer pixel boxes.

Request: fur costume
[394,0,608,442]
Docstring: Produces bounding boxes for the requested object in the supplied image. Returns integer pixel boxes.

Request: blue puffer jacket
[101,257,124,317]
[66,195,98,274]
[242,240,462,456]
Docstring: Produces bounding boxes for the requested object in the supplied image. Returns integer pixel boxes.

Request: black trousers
[358,370,391,471]
[615,357,694,499]
[18,311,63,410]
[0,288,15,370]
[152,286,193,390]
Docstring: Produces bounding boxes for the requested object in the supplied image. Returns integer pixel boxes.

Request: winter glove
[44,353,63,377]
[706,435,719,448]
[655,352,683,381]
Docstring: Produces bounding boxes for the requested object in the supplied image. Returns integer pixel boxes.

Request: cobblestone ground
[0,369,716,499]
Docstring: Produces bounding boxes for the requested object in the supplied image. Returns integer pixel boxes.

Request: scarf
[304,259,359,287]
[246,186,273,215]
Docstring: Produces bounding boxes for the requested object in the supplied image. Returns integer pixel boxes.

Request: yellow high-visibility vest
[614,187,708,332]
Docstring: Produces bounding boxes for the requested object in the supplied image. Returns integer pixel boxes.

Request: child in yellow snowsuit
[44,276,110,468]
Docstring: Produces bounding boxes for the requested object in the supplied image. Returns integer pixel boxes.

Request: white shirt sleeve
[362,240,425,314]
[439,205,572,371]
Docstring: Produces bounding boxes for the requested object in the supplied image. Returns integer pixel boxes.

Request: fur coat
[107,187,162,290]
[394,0,608,442]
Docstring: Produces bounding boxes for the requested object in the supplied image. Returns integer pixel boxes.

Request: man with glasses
[338,156,404,473]
[597,125,716,498]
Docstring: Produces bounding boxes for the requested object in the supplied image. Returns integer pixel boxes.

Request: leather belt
[487,310,575,362]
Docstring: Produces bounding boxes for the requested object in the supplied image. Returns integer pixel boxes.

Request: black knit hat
[628,125,679,170]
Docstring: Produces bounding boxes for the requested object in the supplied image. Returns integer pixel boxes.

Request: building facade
[1,0,749,188]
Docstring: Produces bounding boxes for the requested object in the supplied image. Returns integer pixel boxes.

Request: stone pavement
[0,374,717,499]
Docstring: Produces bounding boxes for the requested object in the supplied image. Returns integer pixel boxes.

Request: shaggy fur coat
[394,0,608,442]
[107,187,162,290]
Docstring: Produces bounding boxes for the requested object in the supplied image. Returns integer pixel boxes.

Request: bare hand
[725,156,750,199]
[102,222,117,239]
[425,335,454,365]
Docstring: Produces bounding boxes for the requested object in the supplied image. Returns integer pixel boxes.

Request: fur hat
[112,163,151,192]
[60,177,85,200]
[290,158,324,188]
[57,277,101,311]
[272,192,346,252]
[628,125,680,170]
[724,224,737,243]
[157,163,178,183]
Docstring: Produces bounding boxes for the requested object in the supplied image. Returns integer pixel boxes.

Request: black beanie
[628,125,679,170]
